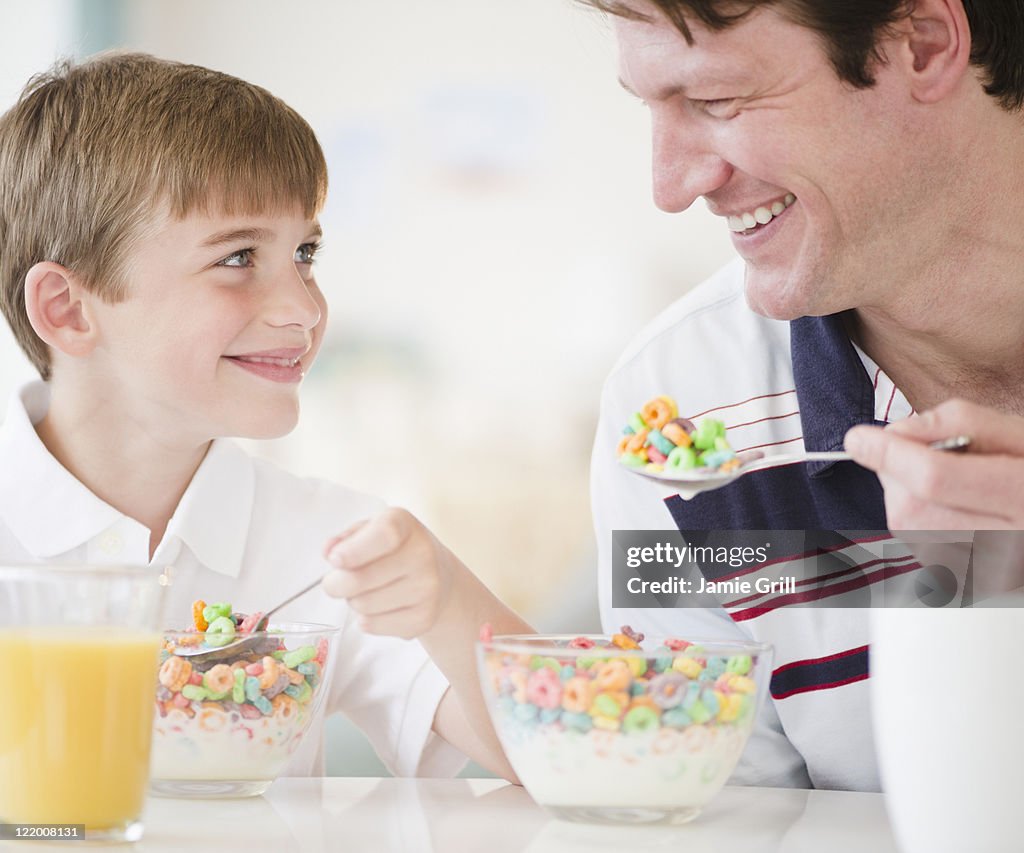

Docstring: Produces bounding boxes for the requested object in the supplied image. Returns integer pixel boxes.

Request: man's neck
[36,380,209,559]
[842,102,1024,414]
[846,299,1024,415]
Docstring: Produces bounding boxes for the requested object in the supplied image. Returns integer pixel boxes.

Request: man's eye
[692,98,737,116]
[218,248,254,268]
[294,242,321,265]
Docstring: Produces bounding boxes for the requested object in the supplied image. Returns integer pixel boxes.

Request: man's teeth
[235,356,299,367]
[728,193,796,233]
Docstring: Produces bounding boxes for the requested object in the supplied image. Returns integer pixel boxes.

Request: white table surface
[3,779,901,852]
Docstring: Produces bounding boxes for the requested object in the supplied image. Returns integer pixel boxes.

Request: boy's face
[87,206,326,444]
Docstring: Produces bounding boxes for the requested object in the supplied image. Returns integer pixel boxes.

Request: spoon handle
[741,451,850,471]
[256,576,324,629]
[741,436,970,472]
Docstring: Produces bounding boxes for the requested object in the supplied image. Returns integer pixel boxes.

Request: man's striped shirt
[593,259,913,791]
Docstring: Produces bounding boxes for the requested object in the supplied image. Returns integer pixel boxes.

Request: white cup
[871,608,1024,853]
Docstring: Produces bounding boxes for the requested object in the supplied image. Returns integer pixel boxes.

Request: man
[583,0,1024,790]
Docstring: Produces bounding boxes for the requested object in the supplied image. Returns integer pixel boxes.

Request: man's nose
[651,113,732,213]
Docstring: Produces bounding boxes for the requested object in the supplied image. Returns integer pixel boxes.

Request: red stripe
[772,645,870,677]
[730,561,922,622]
[726,411,800,431]
[722,553,917,608]
[872,367,881,391]
[706,533,895,584]
[883,385,897,422]
[688,389,797,420]
[735,435,803,454]
[772,672,869,700]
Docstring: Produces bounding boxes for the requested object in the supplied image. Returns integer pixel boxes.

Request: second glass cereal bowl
[150,622,339,798]
[477,633,772,826]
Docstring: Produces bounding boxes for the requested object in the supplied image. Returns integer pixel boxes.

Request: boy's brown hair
[0,52,328,379]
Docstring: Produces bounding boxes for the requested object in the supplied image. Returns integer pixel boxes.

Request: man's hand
[321,508,453,639]
[844,399,1024,529]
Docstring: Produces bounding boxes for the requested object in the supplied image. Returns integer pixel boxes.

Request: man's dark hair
[577,0,1024,110]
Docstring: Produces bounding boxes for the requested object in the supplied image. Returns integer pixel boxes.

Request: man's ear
[23,262,98,360]
[901,0,972,104]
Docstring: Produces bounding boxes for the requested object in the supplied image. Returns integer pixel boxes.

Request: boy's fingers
[346,578,424,617]
[322,519,369,559]
[846,427,1020,520]
[325,508,415,570]
[321,554,409,599]
[886,399,1024,456]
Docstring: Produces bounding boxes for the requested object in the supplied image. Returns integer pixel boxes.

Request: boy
[0,52,526,780]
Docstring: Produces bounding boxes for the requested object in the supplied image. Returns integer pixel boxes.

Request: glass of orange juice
[0,564,171,843]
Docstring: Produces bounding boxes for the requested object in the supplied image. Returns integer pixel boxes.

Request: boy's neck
[36,380,210,560]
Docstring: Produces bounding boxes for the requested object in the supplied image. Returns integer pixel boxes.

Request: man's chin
[742,268,811,321]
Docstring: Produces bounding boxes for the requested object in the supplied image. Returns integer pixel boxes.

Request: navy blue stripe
[665,463,886,531]
[770,647,869,700]
[664,314,891,531]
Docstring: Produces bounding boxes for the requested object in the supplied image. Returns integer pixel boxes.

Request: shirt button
[97,532,124,556]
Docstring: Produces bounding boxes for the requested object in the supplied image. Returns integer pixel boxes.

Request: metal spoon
[172,576,323,664]
[630,435,971,500]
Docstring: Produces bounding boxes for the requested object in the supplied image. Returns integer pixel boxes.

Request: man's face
[614,3,936,319]
[87,206,327,444]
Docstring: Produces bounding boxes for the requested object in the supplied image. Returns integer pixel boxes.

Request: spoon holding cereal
[617,395,970,500]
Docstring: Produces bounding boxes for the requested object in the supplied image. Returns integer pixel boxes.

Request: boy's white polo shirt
[0,380,465,778]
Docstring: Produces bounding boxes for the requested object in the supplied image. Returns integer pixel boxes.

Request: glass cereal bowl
[477,633,772,826]
[150,622,339,798]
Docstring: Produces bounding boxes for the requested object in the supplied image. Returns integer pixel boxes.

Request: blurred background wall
[0,0,735,774]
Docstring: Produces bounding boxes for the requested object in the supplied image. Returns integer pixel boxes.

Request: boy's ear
[900,0,972,104]
[23,262,98,360]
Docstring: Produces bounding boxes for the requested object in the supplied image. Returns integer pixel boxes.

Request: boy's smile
[223,347,310,384]
[86,207,327,444]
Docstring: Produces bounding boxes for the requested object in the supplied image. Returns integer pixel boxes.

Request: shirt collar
[164,439,253,579]
[790,313,879,476]
[0,381,123,556]
[0,380,252,576]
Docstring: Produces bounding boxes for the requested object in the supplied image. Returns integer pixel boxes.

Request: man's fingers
[846,426,1020,520]
[886,399,1024,456]
[879,476,1014,530]
[325,507,416,570]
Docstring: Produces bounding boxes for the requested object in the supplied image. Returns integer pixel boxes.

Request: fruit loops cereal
[616,395,740,475]
[151,600,331,786]
[479,629,766,812]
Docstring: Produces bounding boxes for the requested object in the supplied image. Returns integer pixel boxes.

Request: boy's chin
[233,409,300,441]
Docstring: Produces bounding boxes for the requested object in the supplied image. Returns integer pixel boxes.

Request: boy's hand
[321,508,453,639]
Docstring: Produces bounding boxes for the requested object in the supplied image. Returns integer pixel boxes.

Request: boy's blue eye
[218,248,254,268]
[294,242,321,265]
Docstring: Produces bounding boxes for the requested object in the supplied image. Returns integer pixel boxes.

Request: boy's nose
[266,269,322,330]
[651,115,733,213]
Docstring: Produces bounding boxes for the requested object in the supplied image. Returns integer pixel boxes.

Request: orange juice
[0,627,161,829]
